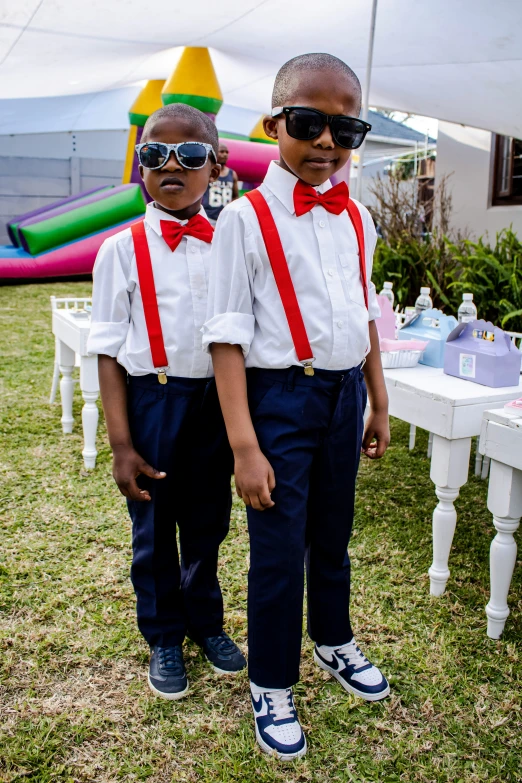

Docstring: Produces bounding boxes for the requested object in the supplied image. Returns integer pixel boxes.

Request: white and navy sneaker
[250,683,307,760]
[314,638,390,701]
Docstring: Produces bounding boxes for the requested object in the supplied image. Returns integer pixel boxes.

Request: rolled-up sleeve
[202,205,255,356]
[87,236,132,357]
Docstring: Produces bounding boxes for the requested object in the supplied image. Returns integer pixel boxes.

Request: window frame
[492,133,522,206]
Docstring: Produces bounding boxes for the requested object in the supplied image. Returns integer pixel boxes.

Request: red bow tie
[293,179,349,217]
[160,215,214,252]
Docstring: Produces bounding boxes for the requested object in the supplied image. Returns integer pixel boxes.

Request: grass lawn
[0,282,521,783]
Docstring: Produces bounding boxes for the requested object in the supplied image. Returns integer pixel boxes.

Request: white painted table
[479,407,522,638]
[383,365,522,596]
[52,306,99,468]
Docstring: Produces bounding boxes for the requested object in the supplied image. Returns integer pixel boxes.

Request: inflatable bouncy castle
[0,47,279,282]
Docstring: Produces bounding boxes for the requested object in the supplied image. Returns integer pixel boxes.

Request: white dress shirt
[87,202,212,378]
[202,161,381,371]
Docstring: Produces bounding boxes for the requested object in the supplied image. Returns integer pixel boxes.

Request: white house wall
[436,121,522,240]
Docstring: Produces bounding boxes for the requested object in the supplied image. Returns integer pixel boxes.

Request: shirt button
[319,220,326,228]
[196,291,203,298]
[337,320,344,328]
[328,268,334,276]
[190,246,197,253]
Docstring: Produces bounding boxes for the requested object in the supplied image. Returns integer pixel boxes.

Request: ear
[263,115,279,141]
[138,164,145,181]
[209,162,221,182]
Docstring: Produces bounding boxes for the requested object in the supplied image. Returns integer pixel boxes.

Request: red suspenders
[245,189,368,375]
[130,221,169,384]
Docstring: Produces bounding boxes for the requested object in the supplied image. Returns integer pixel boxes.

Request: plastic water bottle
[458,293,477,323]
[379,281,394,307]
[414,286,433,313]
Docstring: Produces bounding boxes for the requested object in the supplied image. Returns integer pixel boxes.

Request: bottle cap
[463,293,473,301]
[384,281,393,289]
[420,287,430,295]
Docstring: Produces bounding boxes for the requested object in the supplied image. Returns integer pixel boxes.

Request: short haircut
[142,104,219,157]
[272,53,362,111]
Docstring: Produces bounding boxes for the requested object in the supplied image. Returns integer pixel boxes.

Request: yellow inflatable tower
[249,116,278,144]
[122,80,165,186]
[161,47,223,118]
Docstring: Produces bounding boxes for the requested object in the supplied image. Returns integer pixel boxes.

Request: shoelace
[335,640,370,671]
[207,632,237,655]
[267,689,295,722]
[157,646,184,675]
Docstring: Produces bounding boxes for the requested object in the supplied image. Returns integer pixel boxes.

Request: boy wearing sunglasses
[87,103,246,701]
[203,53,390,758]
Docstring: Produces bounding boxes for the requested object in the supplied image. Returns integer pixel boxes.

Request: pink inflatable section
[221,138,279,182]
[0,219,139,280]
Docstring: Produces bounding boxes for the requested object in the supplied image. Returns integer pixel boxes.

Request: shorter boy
[87,104,245,700]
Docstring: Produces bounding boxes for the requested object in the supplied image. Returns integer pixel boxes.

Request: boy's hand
[112,445,166,502]
[234,446,276,511]
[362,409,390,459]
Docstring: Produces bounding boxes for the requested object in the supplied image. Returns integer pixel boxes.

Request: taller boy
[203,54,390,758]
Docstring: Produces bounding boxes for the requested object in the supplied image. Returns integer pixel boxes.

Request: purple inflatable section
[18,184,132,230]
[7,186,106,246]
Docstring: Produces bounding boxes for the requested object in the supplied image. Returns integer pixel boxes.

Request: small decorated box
[375,294,396,340]
[444,319,522,387]
[397,308,458,368]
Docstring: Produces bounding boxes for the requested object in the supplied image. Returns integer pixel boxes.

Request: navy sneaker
[148,645,189,700]
[251,685,307,760]
[314,638,390,701]
[198,632,246,674]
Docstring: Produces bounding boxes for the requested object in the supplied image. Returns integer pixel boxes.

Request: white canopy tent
[0,0,521,138]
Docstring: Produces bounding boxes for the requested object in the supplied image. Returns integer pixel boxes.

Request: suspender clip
[157,369,168,384]
[302,359,315,377]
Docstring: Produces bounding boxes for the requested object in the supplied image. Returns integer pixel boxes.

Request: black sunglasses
[135,141,216,170]
[271,106,371,150]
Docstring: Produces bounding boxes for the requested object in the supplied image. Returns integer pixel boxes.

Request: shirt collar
[263,160,332,215]
[144,202,208,236]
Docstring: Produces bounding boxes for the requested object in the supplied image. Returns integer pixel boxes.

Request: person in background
[202,142,239,225]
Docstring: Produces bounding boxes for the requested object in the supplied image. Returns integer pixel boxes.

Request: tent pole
[355,0,378,203]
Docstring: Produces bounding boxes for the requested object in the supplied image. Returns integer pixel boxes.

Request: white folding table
[383,366,522,596]
[52,304,99,469]
[479,407,522,638]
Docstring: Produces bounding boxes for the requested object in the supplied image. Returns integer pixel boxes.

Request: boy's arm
[362,320,390,459]
[211,343,275,511]
[98,355,165,501]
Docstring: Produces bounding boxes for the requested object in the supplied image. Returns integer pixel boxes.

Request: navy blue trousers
[246,365,367,689]
[127,374,232,647]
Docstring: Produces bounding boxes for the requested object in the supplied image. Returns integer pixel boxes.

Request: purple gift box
[444,319,521,387]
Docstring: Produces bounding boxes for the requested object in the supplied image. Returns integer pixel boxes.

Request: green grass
[0,282,521,783]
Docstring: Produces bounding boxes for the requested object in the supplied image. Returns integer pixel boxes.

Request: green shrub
[372,230,522,333]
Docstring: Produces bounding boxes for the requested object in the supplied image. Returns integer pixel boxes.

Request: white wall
[435,121,522,240]
[0,130,128,160]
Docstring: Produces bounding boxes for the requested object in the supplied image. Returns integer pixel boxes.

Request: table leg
[427,431,434,459]
[485,460,522,638]
[409,424,416,451]
[58,340,75,434]
[80,355,99,469]
[474,441,483,477]
[428,435,472,596]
